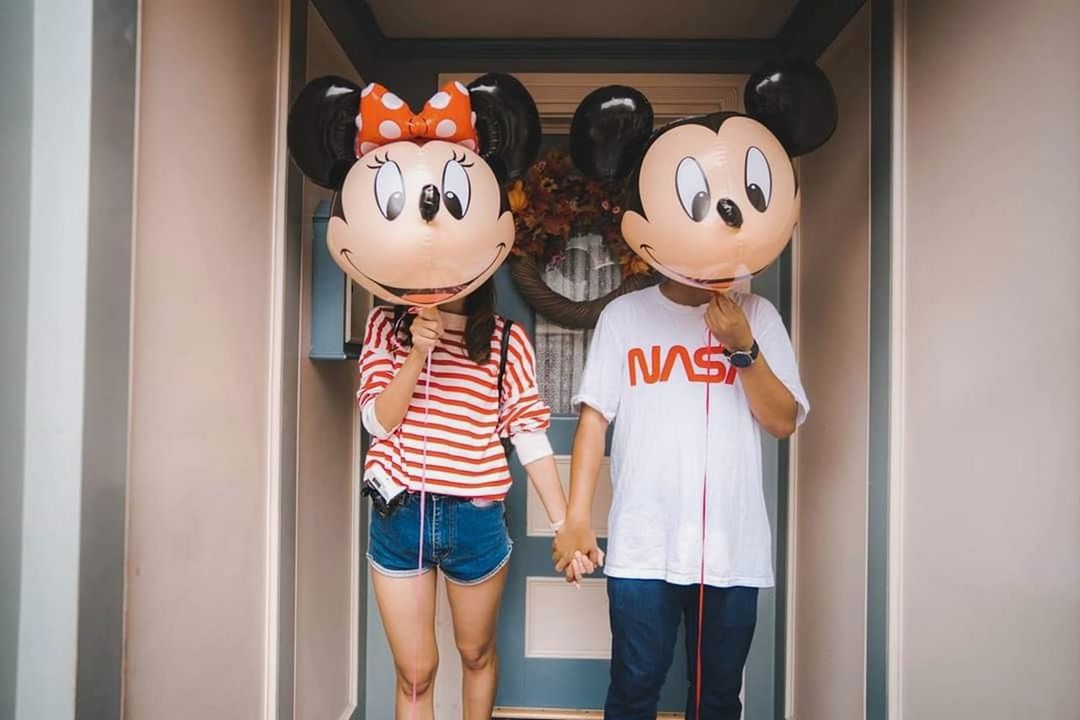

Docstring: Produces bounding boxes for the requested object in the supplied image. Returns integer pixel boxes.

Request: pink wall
[126,0,280,716]
[293,5,365,718]
[792,5,871,718]
[898,1,1080,717]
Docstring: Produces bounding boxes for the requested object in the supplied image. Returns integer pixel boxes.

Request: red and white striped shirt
[358,306,552,499]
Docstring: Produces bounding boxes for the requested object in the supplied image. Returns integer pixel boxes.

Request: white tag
[363,464,406,504]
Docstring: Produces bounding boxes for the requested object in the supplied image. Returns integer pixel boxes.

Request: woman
[359,280,588,719]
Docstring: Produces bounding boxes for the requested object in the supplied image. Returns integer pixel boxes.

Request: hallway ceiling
[364,0,801,39]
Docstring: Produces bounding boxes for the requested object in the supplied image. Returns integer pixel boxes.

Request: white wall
[125,0,282,716]
[14,1,94,717]
[5,1,137,717]
[897,0,1080,717]
[792,5,871,719]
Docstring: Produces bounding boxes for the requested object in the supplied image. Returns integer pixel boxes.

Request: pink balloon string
[411,348,433,719]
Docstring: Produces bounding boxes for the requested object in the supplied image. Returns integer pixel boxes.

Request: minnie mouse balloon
[571,59,837,293]
[288,74,540,306]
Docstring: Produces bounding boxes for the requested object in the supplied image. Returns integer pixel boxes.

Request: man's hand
[552,515,604,582]
[705,294,753,351]
[707,294,800,438]
[410,307,443,354]
[555,405,609,584]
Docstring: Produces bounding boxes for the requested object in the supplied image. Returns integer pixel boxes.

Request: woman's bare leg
[371,568,439,720]
[445,564,509,720]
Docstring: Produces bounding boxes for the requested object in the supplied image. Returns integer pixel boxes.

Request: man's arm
[730,355,798,438]
[552,405,608,571]
[706,294,798,439]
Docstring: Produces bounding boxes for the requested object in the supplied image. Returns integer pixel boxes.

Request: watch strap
[723,339,759,358]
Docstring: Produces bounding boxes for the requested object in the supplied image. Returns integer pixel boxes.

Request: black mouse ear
[744,59,837,157]
[468,73,541,184]
[287,76,363,189]
[570,85,653,180]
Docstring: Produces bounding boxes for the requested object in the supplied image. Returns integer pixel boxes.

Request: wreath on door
[509,147,655,329]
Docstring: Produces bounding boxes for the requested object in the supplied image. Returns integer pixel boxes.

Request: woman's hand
[562,550,595,587]
[410,307,443,354]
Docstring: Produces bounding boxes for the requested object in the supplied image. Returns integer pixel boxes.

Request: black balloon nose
[717,198,743,228]
[419,184,440,222]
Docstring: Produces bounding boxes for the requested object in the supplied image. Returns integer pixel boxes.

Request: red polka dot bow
[354,81,479,158]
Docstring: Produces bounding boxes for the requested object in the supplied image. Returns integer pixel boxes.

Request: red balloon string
[411,348,433,719]
[695,326,714,719]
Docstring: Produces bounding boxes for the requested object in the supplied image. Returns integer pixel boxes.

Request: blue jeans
[605,578,758,720]
[367,492,512,585]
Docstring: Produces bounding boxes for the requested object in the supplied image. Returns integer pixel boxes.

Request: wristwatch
[724,340,760,368]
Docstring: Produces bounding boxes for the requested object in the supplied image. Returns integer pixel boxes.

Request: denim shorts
[367,491,513,586]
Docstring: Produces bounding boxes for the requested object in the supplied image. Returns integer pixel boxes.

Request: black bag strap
[497,319,515,458]
[497,318,514,410]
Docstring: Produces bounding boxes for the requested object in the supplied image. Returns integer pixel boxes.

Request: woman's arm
[371,308,442,432]
[525,453,596,585]
[523,454,567,529]
[371,346,426,432]
[499,323,594,581]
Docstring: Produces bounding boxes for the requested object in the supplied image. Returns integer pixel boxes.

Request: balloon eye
[442,158,472,220]
[374,161,405,220]
[745,146,771,213]
[676,157,710,222]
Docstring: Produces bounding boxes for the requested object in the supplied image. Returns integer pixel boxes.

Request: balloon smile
[340,244,506,305]
[640,245,760,289]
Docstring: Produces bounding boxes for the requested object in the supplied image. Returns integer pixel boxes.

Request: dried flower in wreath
[511,147,647,277]
[509,147,656,329]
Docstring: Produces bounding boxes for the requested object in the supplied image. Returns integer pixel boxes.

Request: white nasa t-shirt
[572,285,808,587]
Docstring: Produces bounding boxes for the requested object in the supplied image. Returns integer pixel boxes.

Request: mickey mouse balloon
[571,59,837,293]
[288,74,540,306]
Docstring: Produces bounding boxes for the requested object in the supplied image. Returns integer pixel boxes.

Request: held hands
[705,294,753,352]
[409,306,443,355]
[552,515,605,586]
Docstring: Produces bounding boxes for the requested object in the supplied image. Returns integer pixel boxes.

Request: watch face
[730,351,753,368]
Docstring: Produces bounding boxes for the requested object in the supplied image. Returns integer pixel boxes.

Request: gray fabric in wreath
[509,253,655,331]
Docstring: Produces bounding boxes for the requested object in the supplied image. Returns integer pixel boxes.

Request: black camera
[362,466,408,518]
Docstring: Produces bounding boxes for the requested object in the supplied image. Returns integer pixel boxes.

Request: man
[553,281,807,719]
